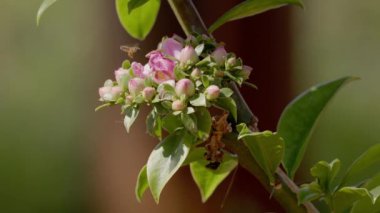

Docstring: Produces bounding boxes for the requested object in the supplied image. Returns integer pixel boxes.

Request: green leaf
[190,155,238,202]
[147,130,195,203]
[209,0,303,32]
[277,76,358,179]
[116,0,160,40]
[181,113,198,135]
[190,93,207,107]
[135,165,148,202]
[124,107,140,133]
[36,0,58,26]
[214,97,237,121]
[194,107,212,141]
[341,144,380,187]
[146,109,162,139]
[310,159,341,192]
[162,113,182,133]
[333,187,371,213]
[128,0,149,11]
[239,129,285,184]
[220,88,234,97]
[298,181,323,204]
[183,147,206,166]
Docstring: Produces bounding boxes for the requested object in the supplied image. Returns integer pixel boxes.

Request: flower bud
[205,85,220,100]
[242,65,253,80]
[114,68,130,88]
[172,100,186,111]
[99,86,122,102]
[179,46,198,64]
[128,77,145,96]
[211,46,227,65]
[160,37,183,59]
[190,68,201,79]
[125,95,133,105]
[175,79,195,97]
[226,57,236,67]
[142,87,156,101]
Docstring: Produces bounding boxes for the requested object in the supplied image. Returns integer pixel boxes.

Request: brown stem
[167,0,318,212]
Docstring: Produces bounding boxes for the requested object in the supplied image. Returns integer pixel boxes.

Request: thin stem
[167,0,318,212]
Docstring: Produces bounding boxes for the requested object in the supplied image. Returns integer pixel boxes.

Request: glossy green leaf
[135,165,148,202]
[298,181,323,204]
[181,113,198,135]
[333,187,371,213]
[214,97,237,121]
[190,155,238,202]
[310,159,341,192]
[162,113,182,133]
[36,0,58,26]
[238,126,284,184]
[278,76,358,178]
[194,107,212,141]
[351,175,380,213]
[116,0,160,40]
[220,88,234,98]
[183,147,206,166]
[190,93,207,107]
[147,130,195,203]
[146,109,162,139]
[341,144,380,187]
[124,107,140,133]
[209,0,303,32]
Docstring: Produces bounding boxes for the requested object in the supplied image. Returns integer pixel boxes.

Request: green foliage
[124,106,140,133]
[190,93,207,107]
[237,124,284,185]
[146,129,195,203]
[135,165,148,202]
[209,0,303,32]
[115,0,160,40]
[214,97,237,121]
[190,155,238,202]
[299,146,380,212]
[341,144,380,187]
[194,107,212,141]
[36,0,58,26]
[277,76,358,178]
[146,108,162,139]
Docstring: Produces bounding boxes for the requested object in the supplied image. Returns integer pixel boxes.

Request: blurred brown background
[1,0,379,212]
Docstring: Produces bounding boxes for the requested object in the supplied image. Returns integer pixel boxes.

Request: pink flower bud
[128,77,145,96]
[175,79,195,97]
[242,65,253,80]
[205,85,220,100]
[125,95,133,105]
[190,68,201,79]
[99,86,122,102]
[114,68,130,87]
[179,46,198,64]
[211,46,228,65]
[99,86,111,99]
[172,100,186,111]
[142,87,156,101]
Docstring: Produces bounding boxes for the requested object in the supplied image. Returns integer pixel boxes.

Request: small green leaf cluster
[299,144,380,212]
[96,34,252,203]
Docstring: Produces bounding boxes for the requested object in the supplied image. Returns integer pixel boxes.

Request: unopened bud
[226,57,236,67]
[205,85,220,100]
[242,65,253,80]
[128,77,145,96]
[190,68,201,79]
[172,100,186,111]
[114,68,130,88]
[142,87,156,101]
[179,46,199,64]
[175,79,195,97]
[125,95,133,105]
[211,46,227,65]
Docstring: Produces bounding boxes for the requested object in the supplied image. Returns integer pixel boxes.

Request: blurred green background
[0,0,379,212]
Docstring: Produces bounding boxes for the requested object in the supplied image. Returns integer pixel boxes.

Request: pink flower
[147,51,175,84]
[159,37,183,59]
[128,77,145,96]
[131,62,153,79]
[205,85,220,100]
[142,87,156,101]
[99,85,123,102]
[211,46,228,65]
[175,79,195,97]
[179,46,198,64]
[114,68,130,88]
